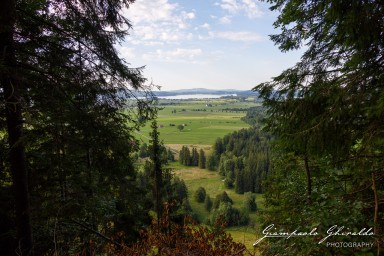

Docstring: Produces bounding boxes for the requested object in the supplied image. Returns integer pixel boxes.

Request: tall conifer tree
[0,0,155,253]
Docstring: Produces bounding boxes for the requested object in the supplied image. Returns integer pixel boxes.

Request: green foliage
[172,177,188,203]
[206,155,218,171]
[194,187,207,203]
[136,99,254,145]
[210,202,249,227]
[241,106,266,128]
[179,146,202,167]
[0,0,158,253]
[204,194,213,212]
[191,147,199,166]
[149,119,165,221]
[214,127,272,194]
[139,143,149,158]
[179,146,192,166]
[213,191,233,209]
[177,124,184,132]
[234,167,244,194]
[243,192,257,212]
[224,177,234,189]
[167,148,175,162]
[254,0,384,255]
[213,138,225,157]
[184,148,191,166]
[198,149,206,169]
[210,202,232,226]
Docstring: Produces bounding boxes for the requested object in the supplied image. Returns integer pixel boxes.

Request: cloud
[124,0,177,24]
[219,16,232,24]
[129,25,193,44]
[218,0,239,14]
[119,47,136,58]
[216,0,263,19]
[210,31,264,42]
[142,48,204,63]
[201,23,210,29]
[242,0,263,18]
[123,0,195,45]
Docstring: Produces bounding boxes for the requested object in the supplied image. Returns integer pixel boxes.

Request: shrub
[243,192,257,212]
[204,195,213,212]
[213,191,233,209]
[194,187,206,203]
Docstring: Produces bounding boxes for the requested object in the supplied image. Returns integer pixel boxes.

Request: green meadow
[172,164,264,252]
[136,97,263,251]
[136,98,257,145]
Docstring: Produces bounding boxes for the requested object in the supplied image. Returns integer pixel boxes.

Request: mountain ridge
[153,88,256,96]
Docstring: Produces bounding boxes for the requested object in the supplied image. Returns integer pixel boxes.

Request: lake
[157,94,237,99]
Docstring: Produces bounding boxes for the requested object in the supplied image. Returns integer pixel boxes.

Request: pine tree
[255,1,384,255]
[206,155,218,171]
[0,0,155,253]
[179,146,185,165]
[194,187,206,203]
[167,148,175,162]
[213,138,225,157]
[173,177,188,202]
[235,167,244,194]
[198,149,206,169]
[184,147,191,166]
[1,1,32,253]
[191,147,199,166]
[243,192,257,212]
[149,119,163,224]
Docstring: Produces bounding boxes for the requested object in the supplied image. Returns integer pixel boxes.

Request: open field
[227,226,261,254]
[172,166,265,220]
[136,97,263,250]
[135,98,258,145]
[171,163,264,252]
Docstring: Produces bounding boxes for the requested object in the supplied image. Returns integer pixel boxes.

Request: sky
[119,0,304,91]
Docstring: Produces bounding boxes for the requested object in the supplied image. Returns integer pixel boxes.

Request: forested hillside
[255,1,384,255]
[2,0,383,255]
[0,0,154,254]
[212,127,272,194]
[0,1,249,255]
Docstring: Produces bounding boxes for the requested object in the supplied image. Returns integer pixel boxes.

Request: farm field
[135,98,257,145]
[136,97,263,251]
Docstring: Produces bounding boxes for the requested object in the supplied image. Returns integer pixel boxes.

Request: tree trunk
[0,0,33,254]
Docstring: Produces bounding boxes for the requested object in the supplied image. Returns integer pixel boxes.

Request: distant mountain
[153,88,257,97]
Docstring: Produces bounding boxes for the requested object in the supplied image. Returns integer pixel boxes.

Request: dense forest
[240,106,266,128]
[0,0,157,254]
[0,0,244,255]
[210,127,272,194]
[254,0,384,255]
[1,0,384,255]
[178,146,206,168]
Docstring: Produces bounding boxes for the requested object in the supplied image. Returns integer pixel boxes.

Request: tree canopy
[255,0,384,255]
[1,0,155,254]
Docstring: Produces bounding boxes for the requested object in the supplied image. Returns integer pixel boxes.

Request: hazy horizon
[154,87,252,92]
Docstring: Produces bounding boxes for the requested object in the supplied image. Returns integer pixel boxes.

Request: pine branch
[71,219,122,247]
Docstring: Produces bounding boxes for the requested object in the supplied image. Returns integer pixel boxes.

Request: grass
[170,163,264,251]
[136,98,264,250]
[226,226,261,254]
[135,98,258,145]
[172,165,265,216]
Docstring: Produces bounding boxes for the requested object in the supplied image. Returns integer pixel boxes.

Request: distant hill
[153,88,257,97]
